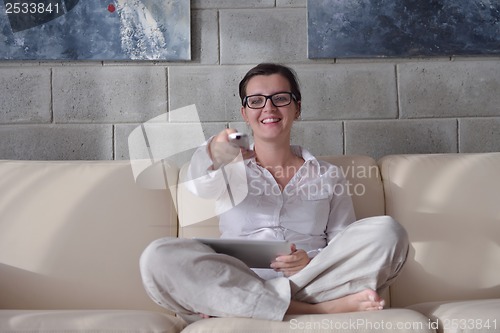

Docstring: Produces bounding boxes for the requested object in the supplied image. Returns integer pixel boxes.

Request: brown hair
[238,63,302,106]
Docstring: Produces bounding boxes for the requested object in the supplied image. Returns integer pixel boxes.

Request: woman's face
[241,74,301,144]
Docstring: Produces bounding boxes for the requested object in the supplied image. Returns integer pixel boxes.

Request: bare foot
[287,289,385,315]
[318,289,385,313]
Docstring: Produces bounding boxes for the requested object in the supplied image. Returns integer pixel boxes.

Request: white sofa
[1,153,499,333]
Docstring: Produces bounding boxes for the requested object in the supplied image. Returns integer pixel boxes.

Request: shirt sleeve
[184,137,227,199]
[325,166,357,243]
[184,137,248,206]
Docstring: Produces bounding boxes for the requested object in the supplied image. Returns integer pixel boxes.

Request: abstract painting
[0,0,190,60]
[308,0,500,58]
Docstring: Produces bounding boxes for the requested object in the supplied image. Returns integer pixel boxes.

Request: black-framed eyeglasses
[243,92,297,109]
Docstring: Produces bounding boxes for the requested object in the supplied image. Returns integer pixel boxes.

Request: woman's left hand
[270,244,310,277]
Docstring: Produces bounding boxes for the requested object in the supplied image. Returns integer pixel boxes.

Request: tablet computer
[195,238,292,268]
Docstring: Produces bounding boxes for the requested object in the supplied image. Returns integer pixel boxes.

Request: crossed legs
[139,215,408,321]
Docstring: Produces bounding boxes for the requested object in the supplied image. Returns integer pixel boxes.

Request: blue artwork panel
[308,0,500,58]
[0,0,190,60]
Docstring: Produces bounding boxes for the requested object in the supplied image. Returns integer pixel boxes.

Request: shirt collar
[247,145,321,170]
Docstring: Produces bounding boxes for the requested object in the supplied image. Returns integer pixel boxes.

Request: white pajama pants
[139,215,408,322]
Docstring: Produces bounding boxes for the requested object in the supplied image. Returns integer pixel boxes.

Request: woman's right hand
[208,129,254,169]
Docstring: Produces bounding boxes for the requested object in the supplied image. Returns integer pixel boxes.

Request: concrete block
[295,64,398,120]
[53,66,167,123]
[219,8,307,64]
[0,67,51,123]
[115,124,138,160]
[227,122,248,134]
[192,0,274,9]
[168,65,251,122]
[398,60,500,118]
[0,125,112,160]
[115,122,226,161]
[0,61,40,67]
[459,118,500,153]
[345,119,458,160]
[192,10,219,64]
[277,0,307,7]
[291,121,343,156]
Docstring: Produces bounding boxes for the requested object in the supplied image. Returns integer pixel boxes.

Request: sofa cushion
[0,310,186,333]
[407,299,500,333]
[379,153,500,307]
[180,309,433,333]
[178,155,385,238]
[0,160,177,311]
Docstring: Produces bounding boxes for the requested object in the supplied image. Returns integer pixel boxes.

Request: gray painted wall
[1,0,499,161]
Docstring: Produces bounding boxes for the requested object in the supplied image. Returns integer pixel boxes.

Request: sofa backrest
[318,155,385,219]
[178,155,385,238]
[0,160,177,312]
[379,153,500,307]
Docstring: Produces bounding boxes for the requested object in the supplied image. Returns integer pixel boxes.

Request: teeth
[262,118,280,124]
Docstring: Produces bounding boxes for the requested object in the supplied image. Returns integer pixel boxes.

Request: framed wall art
[0,0,190,60]
[308,0,500,58]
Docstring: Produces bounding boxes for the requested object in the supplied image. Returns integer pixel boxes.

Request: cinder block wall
[1,0,499,161]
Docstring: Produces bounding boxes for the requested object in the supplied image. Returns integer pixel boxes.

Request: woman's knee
[141,237,216,270]
[140,237,198,273]
[384,216,408,247]
[357,215,409,255]
[376,216,409,260]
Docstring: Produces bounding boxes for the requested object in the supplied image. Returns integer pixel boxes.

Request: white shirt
[186,141,357,259]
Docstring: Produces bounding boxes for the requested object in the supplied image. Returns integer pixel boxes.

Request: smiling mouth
[261,118,281,124]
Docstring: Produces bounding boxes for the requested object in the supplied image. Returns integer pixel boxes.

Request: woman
[140,63,408,321]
